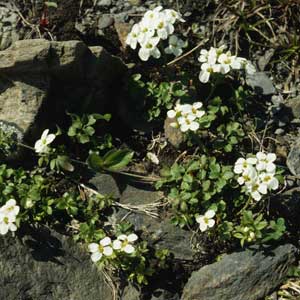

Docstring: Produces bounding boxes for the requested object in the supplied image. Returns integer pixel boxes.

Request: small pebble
[275,128,285,135]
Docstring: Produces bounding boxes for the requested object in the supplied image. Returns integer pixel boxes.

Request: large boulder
[0,226,113,300]
[0,39,127,146]
[181,244,297,300]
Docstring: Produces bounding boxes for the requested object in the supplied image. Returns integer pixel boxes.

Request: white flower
[137,21,155,44]
[164,9,185,24]
[259,172,279,191]
[199,63,221,83]
[217,51,242,74]
[112,233,138,254]
[237,166,257,186]
[146,152,159,165]
[190,102,205,118]
[178,115,199,132]
[0,213,17,235]
[138,37,161,61]
[155,15,174,40]
[164,35,185,57]
[246,179,267,201]
[198,47,218,64]
[256,152,276,173]
[142,6,163,29]
[34,129,56,154]
[167,102,182,118]
[88,237,113,262]
[126,23,141,49]
[0,199,20,217]
[196,209,216,232]
[234,157,257,174]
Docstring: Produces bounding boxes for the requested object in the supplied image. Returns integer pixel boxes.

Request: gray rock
[0,39,126,150]
[97,0,112,6]
[90,174,195,261]
[271,187,300,229]
[181,244,297,300]
[164,117,185,148]
[121,284,141,300]
[275,128,285,135]
[98,14,114,29]
[246,72,276,95]
[285,96,300,119]
[257,49,275,71]
[287,141,300,175]
[0,4,23,50]
[151,289,180,300]
[0,227,113,300]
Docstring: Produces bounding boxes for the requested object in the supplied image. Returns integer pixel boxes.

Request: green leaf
[79,134,90,144]
[57,155,74,172]
[44,1,58,8]
[102,149,134,171]
[87,153,104,172]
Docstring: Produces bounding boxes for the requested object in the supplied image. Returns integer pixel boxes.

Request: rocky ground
[0,0,300,299]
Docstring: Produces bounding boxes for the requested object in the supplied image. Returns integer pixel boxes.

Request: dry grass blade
[80,183,164,219]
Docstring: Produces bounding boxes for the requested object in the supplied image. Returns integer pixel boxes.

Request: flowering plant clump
[234,152,279,201]
[126,6,185,61]
[167,102,205,132]
[198,45,256,83]
[88,233,138,263]
[0,199,20,235]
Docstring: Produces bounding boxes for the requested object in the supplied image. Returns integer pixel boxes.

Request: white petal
[195,215,204,224]
[117,234,127,241]
[45,134,55,145]
[199,70,210,83]
[103,246,113,256]
[6,199,16,206]
[9,223,17,232]
[100,236,111,247]
[266,163,276,173]
[91,251,102,262]
[112,240,122,250]
[193,102,203,109]
[123,244,135,254]
[127,233,138,242]
[180,123,189,132]
[199,222,208,232]
[258,184,268,194]
[0,223,9,235]
[246,157,257,165]
[41,129,49,140]
[189,122,199,131]
[205,209,215,219]
[88,243,99,253]
[207,219,215,228]
[138,48,150,61]
[251,191,262,201]
[269,177,279,190]
[256,152,266,160]
[167,110,176,118]
[151,47,161,59]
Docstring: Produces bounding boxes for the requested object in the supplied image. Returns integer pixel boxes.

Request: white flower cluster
[234,152,279,201]
[198,45,256,83]
[196,209,216,232]
[126,6,185,61]
[88,233,138,263]
[167,102,205,132]
[0,199,20,235]
[34,129,56,154]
